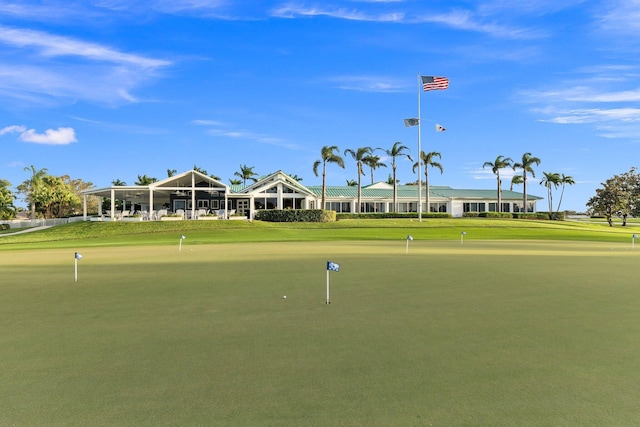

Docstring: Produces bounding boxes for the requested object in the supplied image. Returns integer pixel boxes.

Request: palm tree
[346,179,357,186]
[540,171,560,213]
[19,165,48,220]
[380,142,412,212]
[363,155,386,185]
[510,174,524,191]
[483,155,513,212]
[413,151,443,214]
[111,179,126,186]
[167,169,177,177]
[344,146,373,213]
[229,178,242,185]
[313,146,345,209]
[234,164,259,186]
[287,173,303,182]
[556,174,575,212]
[135,174,157,185]
[513,152,541,214]
[0,179,16,220]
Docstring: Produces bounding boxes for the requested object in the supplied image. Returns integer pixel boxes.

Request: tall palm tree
[483,155,513,212]
[513,152,541,214]
[540,171,560,213]
[167,169,177,177]
[19,165,48,220]
[380,142,412,212]
[363,155,386,185]
[111,179,126,186]
[556,173,575,212]
[234,164,259,186]
[344,146,373,213]
[313,145,345,209]
[229,178,242,185]
[346,179,357,186]
[412,151,443,214]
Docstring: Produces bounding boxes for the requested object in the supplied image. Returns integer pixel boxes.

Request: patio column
[191,172,196,220]
[149,188,154,220]
[110,189,116,220]
[83,193,88,220]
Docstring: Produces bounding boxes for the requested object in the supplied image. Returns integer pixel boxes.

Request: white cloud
[326,75,405,92]
[19,127,77,145]
[0,125,26,135]
[271,4,404,22]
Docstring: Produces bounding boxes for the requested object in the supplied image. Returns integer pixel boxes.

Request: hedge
[254,209,336,222]
[336,212,451,220]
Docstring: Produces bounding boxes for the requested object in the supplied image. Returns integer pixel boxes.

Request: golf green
[1,240,639,425]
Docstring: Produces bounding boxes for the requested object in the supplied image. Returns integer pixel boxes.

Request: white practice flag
[435,123,446,132]
[75,252,83,260]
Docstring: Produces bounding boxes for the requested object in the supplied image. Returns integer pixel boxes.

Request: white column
[110,189,116,220]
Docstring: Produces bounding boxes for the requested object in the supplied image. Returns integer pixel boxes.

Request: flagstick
[74,258,78,282]
[417,74,423,222]
[326,270,330,304]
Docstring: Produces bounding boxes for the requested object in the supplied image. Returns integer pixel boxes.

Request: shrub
[479,212,513,219]
[0,223,9,230]
[254,209,335,222]
[462,212,479,218]
[513,213,550,220]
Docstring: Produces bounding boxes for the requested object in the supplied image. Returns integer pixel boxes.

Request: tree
[556,174,575,212]
[513,152,541,214]
[229,178,242,185]
[167,169,177,177]
[111,179,126,186]
[313,146,345,209]
[586,168,640,226]
[363,155,386,185]
[413,151,443,213]
[483,156,513,213]
[234,164,259,186]
[40,175,81,218]
[18,165,49,220]
[510,174,523,191]
[287,173,303,182]
[540,171,560,213]
[135,174,157,185]
[346,179,357,186]
[0,179,16,219]
[380,142,412,212]
[344,146,373,213]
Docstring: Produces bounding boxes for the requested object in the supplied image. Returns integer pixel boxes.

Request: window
[211,200,219,210]
[197,199,209,209]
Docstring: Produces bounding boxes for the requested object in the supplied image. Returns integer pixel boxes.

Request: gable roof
[234,170,316,196]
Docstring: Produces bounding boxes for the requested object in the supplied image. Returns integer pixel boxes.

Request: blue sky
[2,0,640,212]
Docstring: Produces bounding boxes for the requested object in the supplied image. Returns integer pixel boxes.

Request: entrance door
[237,199,249,216]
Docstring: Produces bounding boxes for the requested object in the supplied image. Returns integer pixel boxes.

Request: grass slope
[1,218,640,250]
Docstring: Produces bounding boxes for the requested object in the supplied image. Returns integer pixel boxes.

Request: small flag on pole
[404,118,419,127]
[74,252,83,282]
[406,235,413,254]
[421,75,449,91]
[75,252,83,260]
[327,261,340,272]
[435,123,446,132]
[407,235,413,241]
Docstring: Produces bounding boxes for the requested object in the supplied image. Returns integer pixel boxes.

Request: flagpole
[417,74,423,222]
[326,270,330,304]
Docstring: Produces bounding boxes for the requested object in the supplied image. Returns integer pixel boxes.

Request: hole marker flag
[404,118,419,127]
[435,123,446,132]
[407,235,413,241]
[75,252,83,260]
[327,261,340,272]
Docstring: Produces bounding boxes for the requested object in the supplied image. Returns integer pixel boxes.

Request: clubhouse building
[82,169,542,221]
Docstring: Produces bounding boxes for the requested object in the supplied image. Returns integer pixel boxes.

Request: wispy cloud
[325,75,405,93]
[193,120,302,150]
[271,4,403,22]
[0,125,26,135]
[0,25,171,106]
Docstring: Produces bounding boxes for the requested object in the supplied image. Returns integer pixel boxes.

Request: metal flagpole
[326,269,330,304]
[417,74,423,222]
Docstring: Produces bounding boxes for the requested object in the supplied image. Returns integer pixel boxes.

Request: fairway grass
[2,239,640,425]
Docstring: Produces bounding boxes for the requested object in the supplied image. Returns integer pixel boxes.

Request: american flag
[422,76,449,91]
[327,261,340,272]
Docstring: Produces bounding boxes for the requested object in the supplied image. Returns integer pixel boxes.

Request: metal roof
[305,185,542,200]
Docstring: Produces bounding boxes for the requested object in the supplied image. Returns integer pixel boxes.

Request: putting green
[1,240,639,425]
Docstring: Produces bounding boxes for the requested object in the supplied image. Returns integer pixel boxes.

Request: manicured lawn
[2,237,639,425]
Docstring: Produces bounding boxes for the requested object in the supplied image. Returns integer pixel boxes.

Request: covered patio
[82,170,230,221]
